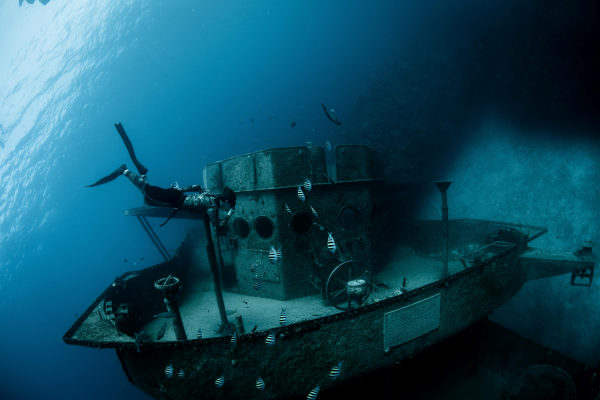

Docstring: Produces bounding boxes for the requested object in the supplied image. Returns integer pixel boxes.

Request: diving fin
[86,164,127,187]
[114,123,148,175]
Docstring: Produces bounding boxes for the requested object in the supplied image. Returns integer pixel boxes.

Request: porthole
[254,216,275,239]
[291,211,313,235]
[339,206,359,228]
[233,218,250,239]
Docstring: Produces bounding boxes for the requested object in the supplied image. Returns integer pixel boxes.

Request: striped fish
[165,364,173,378]
[188,371,196,380]
[279,308,287,326]
[297,185,305,202]
[285,203,292,215]
[256,377,265,391]
[265,330,276,348]
[327,232,337,254]
[309,204,318,218]
[307,384,321,400]
[329,361,343,381]
[325,140,331,151]
[276,246,283,261]
[231,331,237,346]
[197,328,202,340]
[178,369,185,379]
[215,375,225,388]
[254,280,263,291]
[304,178,312,192]
[251,263,255,273]
[269,245,277,264]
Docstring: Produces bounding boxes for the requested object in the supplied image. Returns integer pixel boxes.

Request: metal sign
[384,293,441,350]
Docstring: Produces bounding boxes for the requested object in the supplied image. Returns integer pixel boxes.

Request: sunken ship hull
[64,145,595,400]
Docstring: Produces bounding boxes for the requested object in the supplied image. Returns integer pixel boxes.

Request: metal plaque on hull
[384,293,441,350]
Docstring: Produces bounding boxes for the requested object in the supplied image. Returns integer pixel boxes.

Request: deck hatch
[384,293,441,350]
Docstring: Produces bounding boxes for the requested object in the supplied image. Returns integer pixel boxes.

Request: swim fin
[86,164,127,187]
[114,123,148,175]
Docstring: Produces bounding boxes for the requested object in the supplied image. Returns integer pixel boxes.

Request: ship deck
[139,244,465,342]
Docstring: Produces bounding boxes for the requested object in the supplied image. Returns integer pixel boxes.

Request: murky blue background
[1,1,599,399]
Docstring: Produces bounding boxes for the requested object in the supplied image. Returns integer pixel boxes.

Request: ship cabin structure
[205,143,386,303]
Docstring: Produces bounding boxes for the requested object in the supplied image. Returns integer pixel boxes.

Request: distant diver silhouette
[322,103,341,125]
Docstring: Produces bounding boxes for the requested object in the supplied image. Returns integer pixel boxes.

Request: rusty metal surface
[519,247,595,282]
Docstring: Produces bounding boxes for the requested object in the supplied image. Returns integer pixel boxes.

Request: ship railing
[455,241,514,269]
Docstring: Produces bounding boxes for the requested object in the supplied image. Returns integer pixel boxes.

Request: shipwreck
[63,144,596,399]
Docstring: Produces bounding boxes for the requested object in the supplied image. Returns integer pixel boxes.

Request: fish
[269,245,278,264]
[135,331,149,353]
[297,185,305,202]
[254,280,263,291]
[279,308,287,326]
[157,323,167,340]
[243,301,248,304]
[197,328,202,340]
[124,259,127,262]
[226,309,238,315]
[327,232,337,254]
[285,203,292,215]
[307,384,321,400]
[165,364,174,378]
[215,375,225,388]
[268,114,273,120]
[276,246,283,261]
[240,118,243,123]
[154,312,176,319]
[251,264,255,273]
[325,141,331,151]
[322,173,334,185]
[188,371,197,380]
[256,377,265,391]
[251,117,254,123]
[140,257,144,261]
[322,103,341,125]
[291,122,296,128]
[329,361,343,381]
[310,205,318,219]
[304,178,312,192]
[178,369,185,379]
[231,331,237,346]
[265,330,276,347]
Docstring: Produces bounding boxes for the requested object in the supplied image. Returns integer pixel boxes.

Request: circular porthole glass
[339,206,359,228]
[254,216,275,239]
[290,211,313,235]
[233,218,250,239]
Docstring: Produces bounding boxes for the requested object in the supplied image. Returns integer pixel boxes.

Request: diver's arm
[178,184,203,193]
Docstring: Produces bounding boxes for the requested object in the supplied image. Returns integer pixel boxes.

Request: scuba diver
[86,123,236,227]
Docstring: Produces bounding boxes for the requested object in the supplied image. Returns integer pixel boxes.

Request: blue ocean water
[2,0,600,399]
[0,1,433,399]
